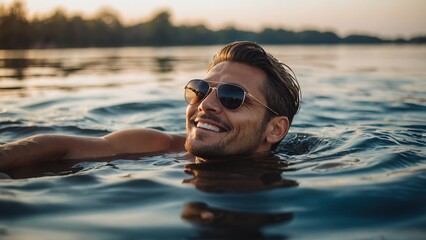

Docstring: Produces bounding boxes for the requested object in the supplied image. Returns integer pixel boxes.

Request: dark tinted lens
[184,80,209,104]
[218,84,245,109]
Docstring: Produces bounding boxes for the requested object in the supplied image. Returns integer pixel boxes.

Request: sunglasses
[184,79,279,115]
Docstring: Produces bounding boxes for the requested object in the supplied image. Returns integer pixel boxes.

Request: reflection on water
[1,58,29,80]
[181,155,296,239]
[183,154,297,193]
[0,47,212,79]
[0,47,215,99]
[182,202,292,239]
[154,57,175,73]
[1,45,426,239]
[0,56,177,79]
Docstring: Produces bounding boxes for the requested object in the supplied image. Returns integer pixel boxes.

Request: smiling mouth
[192,114,230,133]
[196,122,221,133]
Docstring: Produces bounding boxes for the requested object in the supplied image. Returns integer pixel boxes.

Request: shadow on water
[182,202,292,240]
[181,154,297,239]
[183,154,298,193]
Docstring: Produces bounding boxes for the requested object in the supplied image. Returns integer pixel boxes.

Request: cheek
[228,112,256,128]
[230,111,262,132]
[186,105,194,117]
[186,105,197,123]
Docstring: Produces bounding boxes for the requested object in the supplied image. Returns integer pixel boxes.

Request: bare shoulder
[104,128,186,154]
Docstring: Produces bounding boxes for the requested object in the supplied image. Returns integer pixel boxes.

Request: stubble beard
[184,125,265,159]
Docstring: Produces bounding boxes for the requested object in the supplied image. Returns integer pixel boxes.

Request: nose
[198,87,222,113]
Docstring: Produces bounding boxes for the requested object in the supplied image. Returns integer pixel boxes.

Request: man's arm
[0,128,186,171]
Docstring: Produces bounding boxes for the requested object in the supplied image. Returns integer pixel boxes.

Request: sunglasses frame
[184,79,279,116]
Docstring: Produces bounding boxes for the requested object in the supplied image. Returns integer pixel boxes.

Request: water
[0,45,425,239]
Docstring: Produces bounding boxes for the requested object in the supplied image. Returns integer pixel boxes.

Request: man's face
[185,61,272,158]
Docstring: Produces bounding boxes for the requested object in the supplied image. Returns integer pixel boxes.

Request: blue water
[0,45,425,239]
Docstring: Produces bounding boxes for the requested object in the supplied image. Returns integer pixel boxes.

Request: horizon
[1,0,425,39]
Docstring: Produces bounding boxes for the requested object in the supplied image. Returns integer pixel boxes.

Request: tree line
[0,1,425,49]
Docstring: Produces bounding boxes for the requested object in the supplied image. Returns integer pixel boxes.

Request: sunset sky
[2,0,425,38]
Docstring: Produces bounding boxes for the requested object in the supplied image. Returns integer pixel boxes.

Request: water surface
[0,45,425,239]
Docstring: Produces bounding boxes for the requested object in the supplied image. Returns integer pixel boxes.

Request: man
[0,41,301,171]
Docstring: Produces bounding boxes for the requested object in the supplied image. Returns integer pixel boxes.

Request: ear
[265,116,289,145]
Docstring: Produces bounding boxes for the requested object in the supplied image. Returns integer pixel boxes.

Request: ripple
[278,133,326,156]
[21,97,78,110]
[382,102,426,112]
[370,150,426,172]
[89,101,181,116]
[312,160,359,172]
[0,125,110,139]
[0,125,55,137]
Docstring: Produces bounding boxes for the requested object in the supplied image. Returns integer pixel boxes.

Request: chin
[185,139,227,158]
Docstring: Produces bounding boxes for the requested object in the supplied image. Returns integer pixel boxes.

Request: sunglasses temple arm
[247,93,280,116]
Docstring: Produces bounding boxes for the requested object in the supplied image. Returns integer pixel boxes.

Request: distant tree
[409,36,426,43]
[0,0,32,49]
[129,11,176,46]
[38,9,70,47]
[257,28,297,44]
[215,27,256,44]
[92,7,124,46]
[0,1,424,49]
[342,34,384,44]
[174,24,217,45]
[68,15,91,47]
[297,30,340,44]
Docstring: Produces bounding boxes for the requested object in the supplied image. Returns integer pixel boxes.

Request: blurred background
[0,0,425,49]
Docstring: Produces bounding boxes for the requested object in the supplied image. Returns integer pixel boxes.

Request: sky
[1,0,425,38]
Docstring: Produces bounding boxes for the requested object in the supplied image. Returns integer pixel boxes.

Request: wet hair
[207,41,301,149]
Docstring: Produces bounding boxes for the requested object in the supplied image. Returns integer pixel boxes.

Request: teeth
[196,122,220,132]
